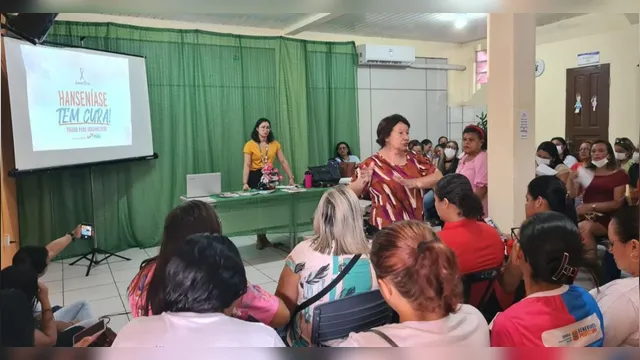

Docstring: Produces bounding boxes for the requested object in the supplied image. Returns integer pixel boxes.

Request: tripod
[69,166,130,276]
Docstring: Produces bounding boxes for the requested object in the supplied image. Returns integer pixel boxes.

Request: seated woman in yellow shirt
[242,118,296,249]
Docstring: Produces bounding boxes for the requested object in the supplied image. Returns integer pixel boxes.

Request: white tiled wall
[447,105,488,145]
[357,58,449,158]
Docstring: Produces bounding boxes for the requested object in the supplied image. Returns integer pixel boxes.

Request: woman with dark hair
[13,246,96,329]
[242,118,295,249]
[499,176,581,294]
[438,136,448,145]
[421,139,433,159]
[408,139,423,153]
[570,140,593,172]
[435,174,504,276]
[551,136,578,167]
[349,114,442,230]
[613,137,636,173]
[589,207,639,347]
[339,221,489,347]
[456,125,489,216]
[491,212,604,347]
[0,266,101,347]
[115,234,285,347]
[334,142,360,163]
[432,144,444,168]
[535,141,570,182]
[128,200,289,328]
[567,140,628,260]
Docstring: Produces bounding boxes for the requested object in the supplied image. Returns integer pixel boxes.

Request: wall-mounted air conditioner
[356,44,416,67]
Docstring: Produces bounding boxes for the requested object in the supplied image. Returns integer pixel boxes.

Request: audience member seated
[499,176,580,294]
[421,139,433,159]
[0,265,99,347]
[276,186,377,347]
[408,139,423,154]
[423,141,460,224]
[456,125,488,216]
[491,212,604,347]
[114,234,284,347]
[551,136,578,168]
[614,137,636,173]
[437,136,448,145]
[535,141,570,182]
[0,289,102,348]
[570,140,592,172]
[435,174,504,275]
[339,221,489,347]
[128,200,289,328]
[13,244,96,329]
[589,207,639,347]
[350,115,442,230]
[567,140,628,261]
[432,143,444,168]
[334,141,360,163]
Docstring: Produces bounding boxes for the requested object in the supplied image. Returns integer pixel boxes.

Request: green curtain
[16,21,359,259]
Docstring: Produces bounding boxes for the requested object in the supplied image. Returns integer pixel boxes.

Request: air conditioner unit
[356,44,416,67]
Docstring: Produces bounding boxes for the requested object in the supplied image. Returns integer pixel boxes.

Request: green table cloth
[190,188,329,248]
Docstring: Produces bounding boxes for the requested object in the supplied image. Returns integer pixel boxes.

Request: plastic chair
[308,290,394,347]
[461,267,500,312]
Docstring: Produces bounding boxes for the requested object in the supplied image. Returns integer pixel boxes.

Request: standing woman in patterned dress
[350,114,443,230]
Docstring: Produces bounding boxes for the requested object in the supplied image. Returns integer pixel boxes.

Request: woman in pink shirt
[456,125,488,217]
[128,200,290,328]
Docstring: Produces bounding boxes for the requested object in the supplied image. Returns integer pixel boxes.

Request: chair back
[309,290,394,346]
[461,267,500,310]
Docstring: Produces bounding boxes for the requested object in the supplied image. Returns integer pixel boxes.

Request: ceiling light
[454,18,468,29]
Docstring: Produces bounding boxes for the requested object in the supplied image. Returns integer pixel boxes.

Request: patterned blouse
[354,151,436,229]
[128,262,280,324]
[285,240,377,347]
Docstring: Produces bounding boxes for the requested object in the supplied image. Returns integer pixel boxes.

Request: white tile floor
[45,235,291,333]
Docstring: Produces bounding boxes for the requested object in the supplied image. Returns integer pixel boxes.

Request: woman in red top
[568,140,628,260]
[350,114,442,230]
[434,173,505,311]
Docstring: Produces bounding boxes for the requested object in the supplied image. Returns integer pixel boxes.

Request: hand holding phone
[80,223,93,240]
[73,320,106,346]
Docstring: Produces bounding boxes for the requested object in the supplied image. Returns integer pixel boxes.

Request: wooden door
[565,64,610,151]
[1,23,20,269]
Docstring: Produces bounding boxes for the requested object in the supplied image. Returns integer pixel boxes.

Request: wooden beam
[1,13,20,269]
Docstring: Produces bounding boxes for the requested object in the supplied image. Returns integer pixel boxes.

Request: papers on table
[180,196,216,204]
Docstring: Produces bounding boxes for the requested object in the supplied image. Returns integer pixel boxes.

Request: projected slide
[21,44,132,152]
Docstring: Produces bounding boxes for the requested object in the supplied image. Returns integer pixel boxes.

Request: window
[475,50,488,85]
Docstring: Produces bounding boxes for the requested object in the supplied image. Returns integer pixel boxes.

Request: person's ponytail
[413,241,462,314]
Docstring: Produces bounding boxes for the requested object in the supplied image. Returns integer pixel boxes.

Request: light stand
[69,166,130,276]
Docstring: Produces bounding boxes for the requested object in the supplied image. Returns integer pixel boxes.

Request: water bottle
[304,171,312,189]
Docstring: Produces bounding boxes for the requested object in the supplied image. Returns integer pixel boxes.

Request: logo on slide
[75,68,91,86]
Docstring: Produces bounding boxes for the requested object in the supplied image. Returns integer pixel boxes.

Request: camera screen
[81,225,92,237]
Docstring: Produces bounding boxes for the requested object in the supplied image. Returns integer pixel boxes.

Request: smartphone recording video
[80,224,93,240]
[72,319,105,345]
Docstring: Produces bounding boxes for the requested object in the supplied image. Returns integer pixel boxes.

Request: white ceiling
[117,13,589,43]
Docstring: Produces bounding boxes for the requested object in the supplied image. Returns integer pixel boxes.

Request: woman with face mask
[535,141,570,183]
[423,141,461,224]
[551,137,578,168]
[567,140,628,262]
[613,137,636,173]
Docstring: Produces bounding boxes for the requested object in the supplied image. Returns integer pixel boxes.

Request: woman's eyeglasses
[600,240,613,253]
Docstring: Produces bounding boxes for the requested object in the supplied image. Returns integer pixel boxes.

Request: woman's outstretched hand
[394,175,418,189]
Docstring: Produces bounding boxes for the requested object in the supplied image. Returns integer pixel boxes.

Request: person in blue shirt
[334,142,360,163]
